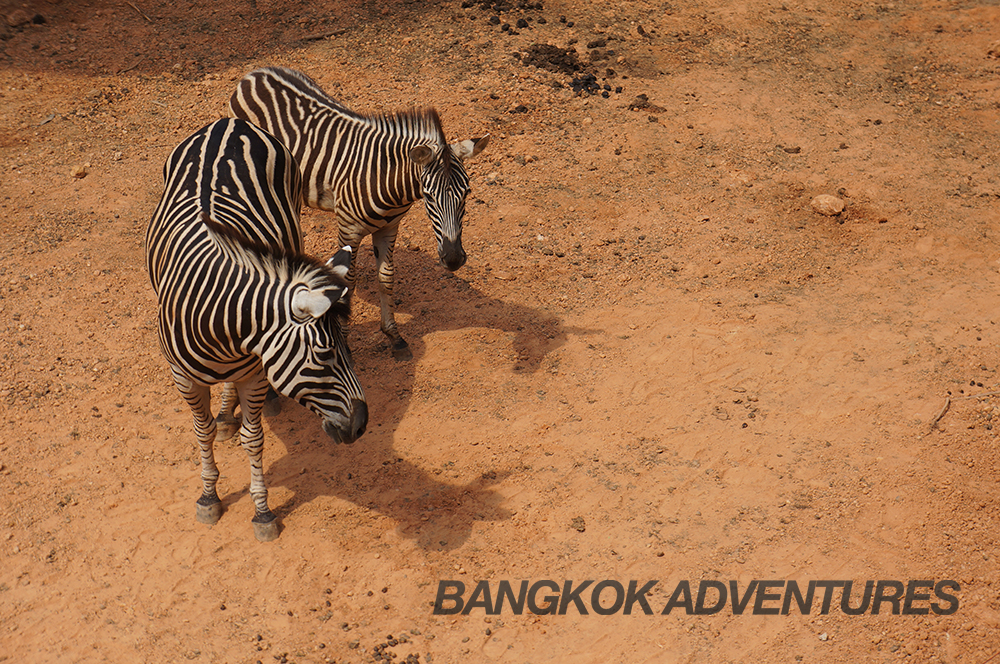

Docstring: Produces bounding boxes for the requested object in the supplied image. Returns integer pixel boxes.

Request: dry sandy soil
[2,0,1000,662]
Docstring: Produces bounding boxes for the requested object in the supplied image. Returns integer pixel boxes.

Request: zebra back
[147,118,303,296]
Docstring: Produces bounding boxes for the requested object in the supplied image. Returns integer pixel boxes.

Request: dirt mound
[519,43,585,75]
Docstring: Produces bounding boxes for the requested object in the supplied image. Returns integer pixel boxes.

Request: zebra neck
[310,119,434,216]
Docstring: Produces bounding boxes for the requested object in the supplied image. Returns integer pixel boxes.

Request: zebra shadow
[252,243,575,550]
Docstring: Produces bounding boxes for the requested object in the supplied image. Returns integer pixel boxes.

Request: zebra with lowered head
[230,66,490,360]
[146,117,368,541]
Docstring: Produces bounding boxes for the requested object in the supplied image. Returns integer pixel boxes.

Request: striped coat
[230,66,490,360]
[146,118,367,541]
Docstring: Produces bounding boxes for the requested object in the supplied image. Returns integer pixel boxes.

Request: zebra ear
[326,245,353,280]
[292,289,333,319]
[328,285,350,304]
[451,134,490,160]
[408,145,435,167]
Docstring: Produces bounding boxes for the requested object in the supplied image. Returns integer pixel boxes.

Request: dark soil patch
[519,43,585,75]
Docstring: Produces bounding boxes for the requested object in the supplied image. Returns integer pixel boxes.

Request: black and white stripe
[230,66,490,360]
[146,118,367,541]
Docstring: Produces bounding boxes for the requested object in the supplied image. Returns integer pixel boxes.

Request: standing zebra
[230,66,490,361]
[146,118,368,541]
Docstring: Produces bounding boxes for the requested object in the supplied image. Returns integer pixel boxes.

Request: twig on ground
[928,388,1000,430]
[127,1,152,22]
[953,389,1000,400]
[300,29,348,42]
[929,396,950,430]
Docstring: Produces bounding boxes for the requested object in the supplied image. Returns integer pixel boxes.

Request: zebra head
[408,133,490,272]
[264,246,368,444]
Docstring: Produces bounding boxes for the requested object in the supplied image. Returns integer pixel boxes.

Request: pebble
[71,163,90,179]
[810,194,844,216]
[6,9,41,27]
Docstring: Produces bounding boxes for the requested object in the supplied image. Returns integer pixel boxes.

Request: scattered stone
[628,94,665,113]
[570,73,602,95]
[810,194,845,216]
[6,9,35,28]
[71,163,90,179]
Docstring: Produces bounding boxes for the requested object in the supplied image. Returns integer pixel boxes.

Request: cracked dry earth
[2,0,1000,662]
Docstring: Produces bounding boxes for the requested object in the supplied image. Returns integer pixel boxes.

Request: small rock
[810,194,845,216]
[493,270,515,281]
[819,632,829,641]
[988,40,1000,59]
[71,163,90,179]
[571,516,586,532]
[6,9,32,27]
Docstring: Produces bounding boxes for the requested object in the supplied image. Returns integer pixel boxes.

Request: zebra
[229,66,490,361]
[146,118,368,541]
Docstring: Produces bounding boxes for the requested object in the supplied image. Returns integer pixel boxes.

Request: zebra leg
[372,221,412,361]
[235,373,280,541]
[172,371,224,525]
[215,381,241,442]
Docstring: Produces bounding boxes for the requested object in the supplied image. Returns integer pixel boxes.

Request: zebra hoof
[391,339,412,362]
[195,496,223,525]
[252,512,279,542]
[215,414,240,442]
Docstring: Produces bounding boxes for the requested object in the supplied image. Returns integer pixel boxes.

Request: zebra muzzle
[322,399,368,444]
[438,237,467,272]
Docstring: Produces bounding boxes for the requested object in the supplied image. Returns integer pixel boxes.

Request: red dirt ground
[2,0,1000,662]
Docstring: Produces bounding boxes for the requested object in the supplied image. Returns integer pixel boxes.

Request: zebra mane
[273,68,448,145]
[201,214,351,317]
[373,107,448,146]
